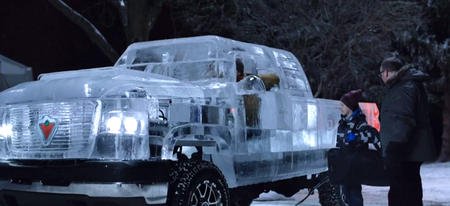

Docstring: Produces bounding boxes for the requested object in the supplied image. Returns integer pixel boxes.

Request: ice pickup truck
[0,36,344,206]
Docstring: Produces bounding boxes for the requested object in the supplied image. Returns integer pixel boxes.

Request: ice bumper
[0,160,171,205]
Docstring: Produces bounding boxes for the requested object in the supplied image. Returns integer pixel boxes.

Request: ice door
[233,89,291,186]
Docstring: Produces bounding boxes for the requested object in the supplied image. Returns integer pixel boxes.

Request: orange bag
[359,102,380,132]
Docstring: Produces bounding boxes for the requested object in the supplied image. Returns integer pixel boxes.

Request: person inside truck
[236,58,245,82]
[235,58,280,91]
[235,58,280,128]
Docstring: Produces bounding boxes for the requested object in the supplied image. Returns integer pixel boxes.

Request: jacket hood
[0,67,204,105]
[386,65,429,87]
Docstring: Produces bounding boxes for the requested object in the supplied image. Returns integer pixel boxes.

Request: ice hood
[0,67,204,105]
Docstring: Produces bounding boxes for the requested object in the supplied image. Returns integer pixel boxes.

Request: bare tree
[47,0,119,62]
[48,0,165,62]
[112,0,164,44]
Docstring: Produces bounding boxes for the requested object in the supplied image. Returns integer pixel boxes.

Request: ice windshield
[115,40,234,82]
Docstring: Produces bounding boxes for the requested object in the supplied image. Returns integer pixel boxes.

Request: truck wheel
[317,177,346,206]
[168,160,230,206]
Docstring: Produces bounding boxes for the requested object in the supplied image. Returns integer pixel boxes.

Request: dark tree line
[55,0,447,100]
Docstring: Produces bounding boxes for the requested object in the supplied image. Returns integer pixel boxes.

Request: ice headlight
[0,110,11,140]
[0,124,12,140]
[101,111,146,135]
[123,117,138,134]
[94,96,158,160]
[106,116,122,134]
[98,97,157,136]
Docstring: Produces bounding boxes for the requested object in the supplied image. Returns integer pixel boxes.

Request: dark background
[0,0,449,159]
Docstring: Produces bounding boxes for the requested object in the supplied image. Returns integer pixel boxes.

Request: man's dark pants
[342,184,363,206]
[386,160,423,206]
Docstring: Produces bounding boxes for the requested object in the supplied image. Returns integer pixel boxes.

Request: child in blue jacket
[337,89,381,206]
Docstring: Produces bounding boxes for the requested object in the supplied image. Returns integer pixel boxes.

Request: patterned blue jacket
[336,108,381,151]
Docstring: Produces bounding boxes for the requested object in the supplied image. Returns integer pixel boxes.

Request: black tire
[317,174,346,206]
[168,160,230,206]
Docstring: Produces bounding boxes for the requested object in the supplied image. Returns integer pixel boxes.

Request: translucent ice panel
[307,104,318,129]
[115,36,312,88]
[132,60,234,82]
[0,98,154,160]
[283,69,312,97]
[317,99,341,148]
[269,130,293,152]
[0,100,98,159]
[117,41,218,65]
[273,51,299,71]
[93,98,154,160]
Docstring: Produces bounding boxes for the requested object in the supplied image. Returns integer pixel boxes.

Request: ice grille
[8,101,96,157]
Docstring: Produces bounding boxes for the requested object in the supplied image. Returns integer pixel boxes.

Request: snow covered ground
[252,162,450,206]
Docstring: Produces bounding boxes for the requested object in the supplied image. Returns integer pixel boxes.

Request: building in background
[0,54,34,91]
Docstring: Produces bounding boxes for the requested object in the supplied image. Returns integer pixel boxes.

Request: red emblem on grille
[38,116,58,146]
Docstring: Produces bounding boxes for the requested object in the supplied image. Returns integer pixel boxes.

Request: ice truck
[0,36,345,206]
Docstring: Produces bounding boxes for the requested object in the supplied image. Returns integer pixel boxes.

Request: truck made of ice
[0,36,343,206]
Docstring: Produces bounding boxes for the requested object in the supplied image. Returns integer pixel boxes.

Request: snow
[252,162,450,206]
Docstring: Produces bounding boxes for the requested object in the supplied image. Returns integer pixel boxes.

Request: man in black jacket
[379,57,437,206]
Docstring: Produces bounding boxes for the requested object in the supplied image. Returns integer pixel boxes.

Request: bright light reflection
[0,124,13,139]
[307,104,317,129]
[303,130,317,147]
[84,83,91,97]
[106,116,122,133]
[254,46,264,55]
[124,117,138,134]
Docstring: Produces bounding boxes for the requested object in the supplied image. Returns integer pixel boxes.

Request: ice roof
[115,36,303,72]
[0,54,29,69]
[114,36,312,96]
